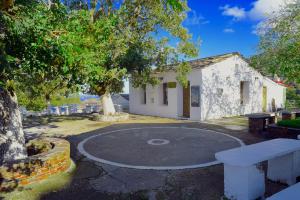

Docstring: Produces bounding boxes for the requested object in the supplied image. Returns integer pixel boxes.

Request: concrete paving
[79,127,243,169]
[39,121,286,200]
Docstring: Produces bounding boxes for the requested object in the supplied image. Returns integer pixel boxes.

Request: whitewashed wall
[188,69,202,120]
[263,77,286,112]
[129,72,180,118]
[200,55,263,120]
[111,95,129,110]
[129,69,202,119]
[130,55,286,121]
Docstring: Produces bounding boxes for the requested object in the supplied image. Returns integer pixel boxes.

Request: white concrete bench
[267,182,300,200]
[215,139,300,200]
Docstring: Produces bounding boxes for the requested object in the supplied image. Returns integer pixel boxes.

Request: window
[151,98,155,104]
[141,87,146,104]
[191,86,200,107]
[163,83,168,105]
[217,88,223,97]
[240,82,244,105]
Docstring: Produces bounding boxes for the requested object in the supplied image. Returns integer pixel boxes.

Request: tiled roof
[187,52,241,69]
[120,94,129,100]
[156,52,242,73]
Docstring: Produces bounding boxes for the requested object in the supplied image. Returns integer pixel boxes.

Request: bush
[286,88,300,110]
[277,118,300,129]
[91,113,101,121]
[26,139,53,156]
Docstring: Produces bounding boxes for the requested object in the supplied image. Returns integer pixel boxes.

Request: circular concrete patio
[78,127,244,170]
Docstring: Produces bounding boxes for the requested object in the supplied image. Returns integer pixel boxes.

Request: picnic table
[215,139,300,200]
[247,113,276,135]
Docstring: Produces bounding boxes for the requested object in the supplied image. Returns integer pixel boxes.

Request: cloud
[248,0,296,21]
[250,0,297,35]
[220,5,246,20]
[223,28,235,33]
[185,10,210,26]
[220,0,297,35]
[220,0,296,21]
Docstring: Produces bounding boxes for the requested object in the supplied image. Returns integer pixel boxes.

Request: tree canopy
[0,0,197,161]
[250,2,300,84]
[1,0,198,112]
[58,0,198,114]
[61,0,198,94]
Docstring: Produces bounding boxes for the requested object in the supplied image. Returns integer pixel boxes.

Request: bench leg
[267,152,298,185]
[295,151,300,178]
[224,164,265,200]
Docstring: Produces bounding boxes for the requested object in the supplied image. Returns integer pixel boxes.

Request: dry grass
[24,114,184,138]
[0,160,76,200]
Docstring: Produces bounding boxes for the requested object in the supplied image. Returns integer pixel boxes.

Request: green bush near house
[285,88,300,110]
[277,118,300,129]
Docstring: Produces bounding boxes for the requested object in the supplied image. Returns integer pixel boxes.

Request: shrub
[277,118,300,129]
[26,139,53,156]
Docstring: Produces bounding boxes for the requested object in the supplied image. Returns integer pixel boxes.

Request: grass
[23,114,250,138]
[205,116,248,126]
[0,160,76,200]
[24,114,184,138]
[277,118,300,129]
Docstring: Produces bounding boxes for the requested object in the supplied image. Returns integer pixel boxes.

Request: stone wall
[0,137,71,192]
[92,112,129,122]
[267,124,300,139]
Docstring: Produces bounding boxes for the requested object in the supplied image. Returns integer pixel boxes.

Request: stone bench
[215,139,300,200]
[247,113,276,135]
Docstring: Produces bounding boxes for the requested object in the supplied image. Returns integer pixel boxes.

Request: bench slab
[215,139,300,167]
[267,183,300,200]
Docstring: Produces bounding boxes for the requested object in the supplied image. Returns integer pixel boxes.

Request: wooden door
[262,86,267,112]
[183,82,190,118]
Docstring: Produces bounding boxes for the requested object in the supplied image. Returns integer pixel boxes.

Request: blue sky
[122,0,291,93]
[185,0,259,58]
[183,0,294,58]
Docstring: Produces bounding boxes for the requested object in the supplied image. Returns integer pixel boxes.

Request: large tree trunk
[0,88,27,164]
[101,92,116,115]
[46,94,51,115]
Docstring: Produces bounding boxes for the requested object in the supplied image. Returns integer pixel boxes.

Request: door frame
[182,81,190,118]
[262,86,267,112]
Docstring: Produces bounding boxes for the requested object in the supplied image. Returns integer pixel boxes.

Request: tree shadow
[200,64,264,121]
[23,114,92,129]
[33,120,264,200]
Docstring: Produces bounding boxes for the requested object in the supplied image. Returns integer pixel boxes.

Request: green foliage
[62,0,198,94]
[120,0,198,88]
[50,95,81,106]
[277,118,300,129]
[17,89,47,111]
[285,88,300,110]
[1,0,198,110]
[251,3,300,83]
[1,0,81,103]
[176,62,192,88]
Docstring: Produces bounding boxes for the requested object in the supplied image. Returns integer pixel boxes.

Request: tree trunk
[0,88,27,164]
[46,94,51,115]
[101,92,116,115]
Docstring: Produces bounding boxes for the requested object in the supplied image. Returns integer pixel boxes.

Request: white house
[111,94,129,111]
[129,52,286,121]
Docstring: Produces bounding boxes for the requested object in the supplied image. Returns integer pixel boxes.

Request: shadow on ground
[25,121,286,200]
